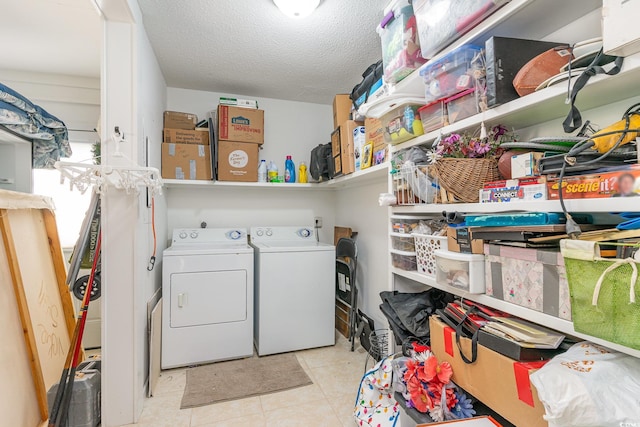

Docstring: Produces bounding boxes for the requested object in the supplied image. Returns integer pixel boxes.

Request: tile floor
[122,332,370,427]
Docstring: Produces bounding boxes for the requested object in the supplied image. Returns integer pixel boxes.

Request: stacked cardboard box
[162,111,212,180]
[216,105,264,182]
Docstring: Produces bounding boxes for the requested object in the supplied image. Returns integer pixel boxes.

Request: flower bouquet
[430,124,515,203]
[393,346,475,422]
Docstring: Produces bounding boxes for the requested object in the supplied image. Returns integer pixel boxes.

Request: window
[33,141,95,248]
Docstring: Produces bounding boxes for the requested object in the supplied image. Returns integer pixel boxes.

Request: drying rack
[54,127,163,195]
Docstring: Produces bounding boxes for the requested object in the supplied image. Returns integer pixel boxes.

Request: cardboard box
[447,227,484,254]
[164,111,197,130]
[333,94,352,129]
[162,143,211,180]
[429,316,548,427]
[511,152,544,178]
[163,128,209,145]
[219,97,258,109]
[331,120,362,176]
[218,105,264,144]
[485,243,572,320]
[217,140,259,182]
[353,126,366,170]
[485,37,568,107]
[365,117,388,164]
[547,166,640,199]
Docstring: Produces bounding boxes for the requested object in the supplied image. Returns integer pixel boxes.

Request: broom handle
[55,232,101,427]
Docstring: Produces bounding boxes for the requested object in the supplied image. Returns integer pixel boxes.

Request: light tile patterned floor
[121,333,369,427]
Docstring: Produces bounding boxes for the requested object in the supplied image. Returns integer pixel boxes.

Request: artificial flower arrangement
[429,123,514,162]
[426,123,517,203]
[393,343,475,422]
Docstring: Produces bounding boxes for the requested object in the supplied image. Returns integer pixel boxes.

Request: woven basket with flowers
[429,124,515,203]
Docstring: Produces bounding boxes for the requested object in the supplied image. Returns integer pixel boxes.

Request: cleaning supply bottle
[258,160,267,182]
[285,155,296,183]
[267,161,278,183]
[298,161,308,183]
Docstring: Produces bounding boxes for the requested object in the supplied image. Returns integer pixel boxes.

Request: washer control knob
[266,229,273,237]
[256,229,264,237]
[190,231,198,239]
[300,228,312,238]
[229,230,242,240]
[179,231,188,239]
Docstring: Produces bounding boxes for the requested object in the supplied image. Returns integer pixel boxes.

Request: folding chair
[336,237,358,351]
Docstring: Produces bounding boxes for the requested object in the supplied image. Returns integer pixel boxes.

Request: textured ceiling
[138,0,388,104]
[0,0,101,77]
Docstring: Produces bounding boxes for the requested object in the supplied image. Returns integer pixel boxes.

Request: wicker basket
[434,157,501,203]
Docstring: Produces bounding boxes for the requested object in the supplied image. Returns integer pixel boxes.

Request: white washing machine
[250,226,335,356]
[162,228,254,369]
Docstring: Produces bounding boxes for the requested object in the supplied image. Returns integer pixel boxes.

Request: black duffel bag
[309,143,333,181]
[350,60,383,110]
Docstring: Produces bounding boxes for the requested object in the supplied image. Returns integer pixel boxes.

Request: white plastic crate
[414,233,448,276]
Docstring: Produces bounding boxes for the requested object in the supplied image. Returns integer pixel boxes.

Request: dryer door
[170,270,247,328]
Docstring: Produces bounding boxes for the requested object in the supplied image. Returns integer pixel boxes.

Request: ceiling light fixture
[273,0,320,18]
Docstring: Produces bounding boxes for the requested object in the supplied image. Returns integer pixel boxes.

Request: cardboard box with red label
[547,167,640,199]
[429,316,548,427]
[218,105,264,144]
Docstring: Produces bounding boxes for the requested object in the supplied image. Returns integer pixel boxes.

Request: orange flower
[423,357,453,384]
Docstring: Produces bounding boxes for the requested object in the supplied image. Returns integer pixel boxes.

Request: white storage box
[390,216,421,234]
[391,232,416,252]
[414,233,448,277]
[434,249,485,293]
[391,249,418,271]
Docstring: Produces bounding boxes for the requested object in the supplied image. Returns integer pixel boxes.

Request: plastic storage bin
[390,216,420,234]
[413,0,508,59]
[380,101,425,144]
[420,45,484,103]
[418,100,446,133]
[391,249,418,271]
[414,233,448,276]
[434,249,485,293]
[445,87,484,124]
[377,0,427,83]
[391,232,416,251]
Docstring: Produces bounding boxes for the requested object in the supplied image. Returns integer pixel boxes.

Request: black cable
[558,104,640,238]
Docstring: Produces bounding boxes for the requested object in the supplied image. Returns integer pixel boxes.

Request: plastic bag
[530,342,640,427]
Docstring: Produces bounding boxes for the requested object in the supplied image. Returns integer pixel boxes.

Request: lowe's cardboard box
[218,105,264,144]
[162,143,211,180]
[217,140,259,182]
[429,316,548,427]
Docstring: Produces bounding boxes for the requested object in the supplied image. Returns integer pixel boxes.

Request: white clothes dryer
[162,228,253,369]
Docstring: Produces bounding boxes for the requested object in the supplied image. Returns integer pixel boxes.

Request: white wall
[334,180,389,327]
[100,0,168,425]
[167,87,333,171]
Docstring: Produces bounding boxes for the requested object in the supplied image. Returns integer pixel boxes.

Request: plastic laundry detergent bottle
[298,161,308,183]
[258,160,267,182]
[267,161,278,183]
[285,155,296,183]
